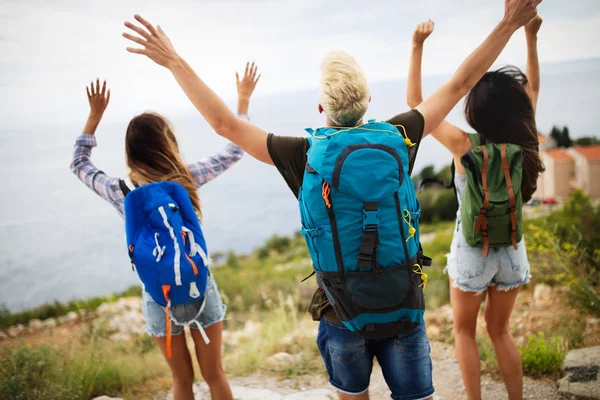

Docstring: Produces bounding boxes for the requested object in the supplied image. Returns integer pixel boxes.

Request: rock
[96,302,113,316]
[28,319,44,332]
[42,318,57,328]
[107,310,145,335]
[533,284,553,307]
[57,311,78,325]
[0,331,7,341]
[7,324,25,338]
[558,346,600,399]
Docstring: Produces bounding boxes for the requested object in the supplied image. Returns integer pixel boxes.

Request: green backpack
[460,134,524,256]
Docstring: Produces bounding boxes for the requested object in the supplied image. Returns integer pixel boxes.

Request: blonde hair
[319,51,370,126]
[125,113,202,220]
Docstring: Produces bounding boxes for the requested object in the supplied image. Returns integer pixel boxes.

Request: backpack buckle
[363,210,379,232]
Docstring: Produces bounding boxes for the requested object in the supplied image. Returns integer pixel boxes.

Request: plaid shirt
[70,113,248,219]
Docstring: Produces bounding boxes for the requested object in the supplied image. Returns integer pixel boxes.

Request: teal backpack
[299,120,431,338]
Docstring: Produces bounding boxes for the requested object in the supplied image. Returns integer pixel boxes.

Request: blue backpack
[300,120,431,338]
[120,180,210,357]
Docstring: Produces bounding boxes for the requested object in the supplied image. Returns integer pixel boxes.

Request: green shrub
[226,250,241,269]
[520,332,567,378]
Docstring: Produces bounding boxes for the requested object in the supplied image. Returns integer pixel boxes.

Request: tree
[561,126,573,148]
[574,136,600,146]
[549,125,573,148]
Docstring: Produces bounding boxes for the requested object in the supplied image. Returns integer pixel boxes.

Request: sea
[1,58,598,311]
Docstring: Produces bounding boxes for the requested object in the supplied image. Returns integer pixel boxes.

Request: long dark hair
[125,112,202,219]
[465,66,545,203]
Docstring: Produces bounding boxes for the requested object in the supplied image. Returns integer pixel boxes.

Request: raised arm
[70,80,125,212]
[524,15,542,116]
[188,63,262,187]
[416,0,541,146]
[407,20,469,156]
[123,16,273,165]
[407,19,433,108]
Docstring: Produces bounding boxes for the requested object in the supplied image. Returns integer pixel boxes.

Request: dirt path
[159,341,560,400]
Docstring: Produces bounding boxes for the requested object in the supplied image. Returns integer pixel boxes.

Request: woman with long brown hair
[407,17,545,400]
[70,63,261,400]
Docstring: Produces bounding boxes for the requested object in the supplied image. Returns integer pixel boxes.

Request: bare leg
[338,391,369,400]
[485,285,523,400]
[153,331,195,400]
[450,278,485,400]
[190,322,233,400]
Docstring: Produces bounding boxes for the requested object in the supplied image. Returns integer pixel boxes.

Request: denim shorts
[141,274,227,337]
[317,318,434,400]
[445,218,531,293]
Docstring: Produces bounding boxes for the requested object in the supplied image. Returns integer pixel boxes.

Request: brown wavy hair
[465,66,545,203]
[125,112,202,219]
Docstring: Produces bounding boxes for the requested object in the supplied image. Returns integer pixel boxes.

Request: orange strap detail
[500,144,519,250]
[476,146,490,257]
[181,232,199,275]
[322,181,331,208]
[162,285,172,359]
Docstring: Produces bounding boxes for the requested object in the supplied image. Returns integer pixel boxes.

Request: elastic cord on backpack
[412,264,428,289]
[306,122,415,147]
[402,210,416,242]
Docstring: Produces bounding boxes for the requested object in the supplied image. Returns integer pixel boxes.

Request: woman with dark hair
[407,16,544,400]
[70,64,261,400]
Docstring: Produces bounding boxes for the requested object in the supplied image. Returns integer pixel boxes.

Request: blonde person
[121,1,540,398]
[70,65,261,400]
[407,15,544,400]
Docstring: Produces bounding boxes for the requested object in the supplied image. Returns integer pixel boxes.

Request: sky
[0,0,599,129]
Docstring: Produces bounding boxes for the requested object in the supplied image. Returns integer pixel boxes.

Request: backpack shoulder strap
[119,179,136,197]
[500,143,519,250]
[474,146,491,257]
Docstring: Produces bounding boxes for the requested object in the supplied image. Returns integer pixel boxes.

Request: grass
[477,331,567,379]
[223,293,324,378]
[422,230,453,309]
[0,327,169,400]
[419,220,455,235]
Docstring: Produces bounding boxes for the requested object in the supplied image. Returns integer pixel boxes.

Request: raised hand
[413,20,434,46]
[83,79,110,135]
[236,62,261,100]
[525,15,543,38]
[87,79,110,117]
[504,0,541,30]
[123,15,179,68]
[236,62,261,115]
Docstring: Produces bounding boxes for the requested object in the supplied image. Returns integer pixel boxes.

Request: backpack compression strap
[500,144,519,250]
[474,146,491,257]
[357,201,379,269]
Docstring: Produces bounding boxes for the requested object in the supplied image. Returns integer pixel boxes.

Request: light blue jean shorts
[444,218,531,293]
[141,274,227,337]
